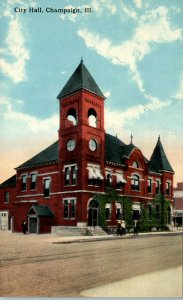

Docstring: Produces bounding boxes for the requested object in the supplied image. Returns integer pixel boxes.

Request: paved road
[0,232,182,297]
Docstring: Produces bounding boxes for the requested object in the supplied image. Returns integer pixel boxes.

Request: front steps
[51,226,107,236]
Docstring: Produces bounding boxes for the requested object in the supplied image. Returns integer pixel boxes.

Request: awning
[88,167,97,179]
[94,168,104,180]
[28,205,54,217]
[116,173,126,183]
[105,203,111,209]
[132,203,141,211]
[116,202,122,209]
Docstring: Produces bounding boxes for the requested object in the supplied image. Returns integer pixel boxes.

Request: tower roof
[148,136,174,173]
[57,59,105,99]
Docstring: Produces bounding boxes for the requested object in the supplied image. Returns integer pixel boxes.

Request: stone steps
[51,226,107,236]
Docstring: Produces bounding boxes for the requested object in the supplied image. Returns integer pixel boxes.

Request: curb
[52,231,183,244]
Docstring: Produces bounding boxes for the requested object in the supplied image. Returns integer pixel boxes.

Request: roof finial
[130,133,133,144]
[81,56,83,63]
[116,134,118,138]
[158,135,160,142]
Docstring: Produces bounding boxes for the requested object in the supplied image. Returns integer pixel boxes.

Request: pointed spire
[57,60,105,99]
[149,137,174,173]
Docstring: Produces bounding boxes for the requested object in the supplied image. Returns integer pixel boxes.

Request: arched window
[67,108,77,126]
[131,174,140,191]
[88,108,97,128]
[132,161,139,168]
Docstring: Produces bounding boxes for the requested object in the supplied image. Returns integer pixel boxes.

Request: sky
[0,0,183,186]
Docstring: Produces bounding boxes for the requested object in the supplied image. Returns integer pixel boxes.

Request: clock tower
[57,59,106,225]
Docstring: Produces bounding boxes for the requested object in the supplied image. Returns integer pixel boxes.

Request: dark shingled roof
[148,137,174,173]
[57,59,105,99]
[17,141,58,169]
[120,143,138,159]
[105,133,126,164]
[0,175,16,188]
[29,205,54,217]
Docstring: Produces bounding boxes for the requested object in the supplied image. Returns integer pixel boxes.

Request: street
[0,231,182,297]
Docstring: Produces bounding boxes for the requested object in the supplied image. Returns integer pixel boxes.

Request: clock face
[67,139,76,151]
[89,139,97,151]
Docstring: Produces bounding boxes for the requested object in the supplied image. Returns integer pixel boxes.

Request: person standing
[22,221,27,235]
[121,220,126,235]
[134,220,138,236]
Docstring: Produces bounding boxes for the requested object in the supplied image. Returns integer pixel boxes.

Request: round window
[89,139,97,151]
[67,140,76,151]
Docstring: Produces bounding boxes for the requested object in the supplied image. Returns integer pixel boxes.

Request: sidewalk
[44,229,183,244]
[1,229,182,245]
[80,266,183,297]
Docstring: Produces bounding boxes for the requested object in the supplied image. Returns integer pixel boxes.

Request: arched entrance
[88,199,99,227]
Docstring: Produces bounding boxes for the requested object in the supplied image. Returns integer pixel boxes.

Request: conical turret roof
[57,59,105,99]
[148,136,174,173]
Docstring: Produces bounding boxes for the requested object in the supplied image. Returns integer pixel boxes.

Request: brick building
[0,60,174,233]
[173,182,183,226]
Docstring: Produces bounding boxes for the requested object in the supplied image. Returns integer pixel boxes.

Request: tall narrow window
[21,175,27,191]
[70,199,76,218]
[63,199,76,219]
[148,179,152,193]
[31,173,36,190]
[155,180,160,194]
[65,167,70,186]
[71,166,77,185]
[166,182,171,195]
[131,174,140,191]
[4,191,9,204]
[64,200,69,218]
[44,178,50,197]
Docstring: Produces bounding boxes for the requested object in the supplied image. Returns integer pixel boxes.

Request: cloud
[0,9,30,83]
[0,97,58,133]
[175,72,183,101]
[104,90,111,98]
[104,96,171,134]
[134,0,142,8]
[0,96,59,183]
[78,6,182,93]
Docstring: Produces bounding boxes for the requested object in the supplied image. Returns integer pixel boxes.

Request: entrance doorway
[29,217,38,233]
[88,199,99,226]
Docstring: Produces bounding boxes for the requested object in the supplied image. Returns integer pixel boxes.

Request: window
[64,200,69,218]
[132,161,139,168]
[105,204,111,220]
[131,174,140,191]
[148,179,152,193]
[116,203,122,220]
[31,173,36,190]
[21,175,27,191]
[88,108,97,128]
[106,172,112,187]
[44,178,50,197]
[88,165,103,186]
[71,166,77,185]
[4,192,9,204]
[166,182,171,195]
[67,140,76,151]
[63,199,76,219]
[116,173,126,190]
[64,165,77,186]
[155,180,160,194]
[67,108,77,126]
